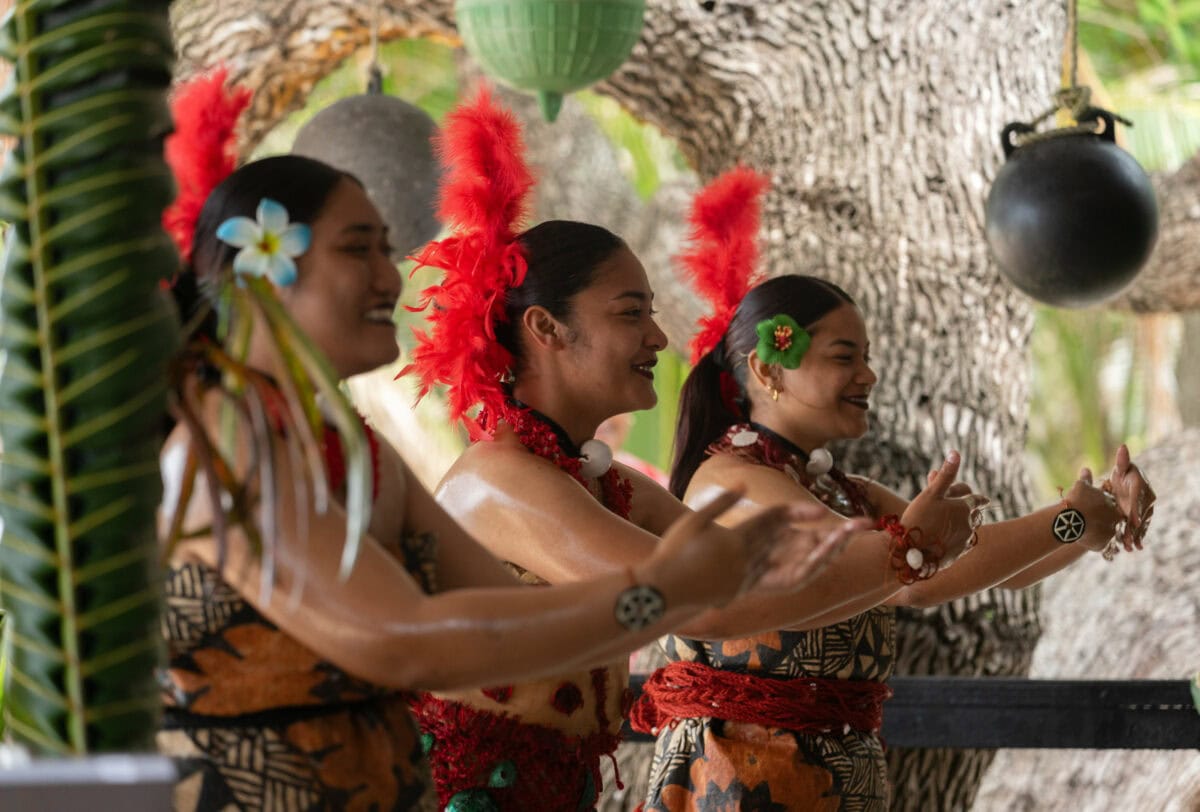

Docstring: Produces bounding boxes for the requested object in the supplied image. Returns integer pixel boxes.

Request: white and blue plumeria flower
[216,198,311,287]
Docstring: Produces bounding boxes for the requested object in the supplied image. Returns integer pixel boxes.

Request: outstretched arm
[435,440,867,642]
[164,426,769,693]
[874,448,1151,607]
[677,451,973,636]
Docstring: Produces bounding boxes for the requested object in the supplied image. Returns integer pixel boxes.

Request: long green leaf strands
[162,278,374,605]
[0,1,178,753]
[244,279,372,580]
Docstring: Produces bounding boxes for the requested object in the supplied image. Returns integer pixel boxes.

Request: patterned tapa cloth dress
[157,533,440,811]
[643,424,895,812]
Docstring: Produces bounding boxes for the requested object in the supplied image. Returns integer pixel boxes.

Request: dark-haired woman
[155,152,844,811]
[400,91,880,810]
[642,271,1156,811]
[410,220,883,810]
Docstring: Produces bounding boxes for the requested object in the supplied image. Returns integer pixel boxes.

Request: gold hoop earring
[770,387,780,402]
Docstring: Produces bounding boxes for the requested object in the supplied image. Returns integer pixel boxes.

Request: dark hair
[174,155,355,338]
[669,274,856,497]
[498,220,627,373]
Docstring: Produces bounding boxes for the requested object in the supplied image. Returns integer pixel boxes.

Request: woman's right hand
[1064,467,1124,552]
[900,451,978,565]
[646,488,866,609]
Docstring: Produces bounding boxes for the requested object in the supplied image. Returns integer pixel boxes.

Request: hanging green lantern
[454,0,646,122]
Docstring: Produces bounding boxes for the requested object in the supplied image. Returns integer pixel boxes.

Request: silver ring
[969,507,985,530]
[1101,537,1120,562]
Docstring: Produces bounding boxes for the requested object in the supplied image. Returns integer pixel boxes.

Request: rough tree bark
[170,2,1200,808]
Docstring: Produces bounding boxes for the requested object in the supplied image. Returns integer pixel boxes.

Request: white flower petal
[257,198,289,234]
[278,223,311,257]
[267,254,298,287]
[216,217,261,248]
[233,247,271,278]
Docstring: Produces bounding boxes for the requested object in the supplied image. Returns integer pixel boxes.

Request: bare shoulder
[438,429,556,492]
[435,428,591,520]
[690,453,821,513]
[693,453,795,493]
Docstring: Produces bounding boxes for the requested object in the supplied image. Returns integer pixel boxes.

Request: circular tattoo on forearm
[614,584,666,631]
[1052,507,1086,543]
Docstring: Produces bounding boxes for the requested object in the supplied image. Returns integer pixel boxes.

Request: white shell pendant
[579,439,614,478]
[905,547,925,569]
[806,447,834,477]
[731,430,759,448]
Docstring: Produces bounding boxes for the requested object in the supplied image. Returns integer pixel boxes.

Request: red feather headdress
[400,87,535,440]
[677,166,770,363]
[162,67,252,261]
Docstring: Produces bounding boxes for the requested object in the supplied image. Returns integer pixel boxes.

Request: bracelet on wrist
[614,567,666,631]
[877,514,942,584]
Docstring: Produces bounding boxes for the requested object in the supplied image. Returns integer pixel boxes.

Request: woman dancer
[155,77,839,812]
[400,92,941,811]
[636,168,1156,810]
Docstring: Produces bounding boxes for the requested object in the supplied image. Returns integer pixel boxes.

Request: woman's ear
[746,349,780,395]
[520,305,569,351]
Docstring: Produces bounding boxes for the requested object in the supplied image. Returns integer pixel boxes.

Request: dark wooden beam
[622,676,1200,749]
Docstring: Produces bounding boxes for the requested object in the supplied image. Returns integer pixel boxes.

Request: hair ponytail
[670,349,742,499]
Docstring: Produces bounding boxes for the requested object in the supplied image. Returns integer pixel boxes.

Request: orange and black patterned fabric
[157,533,440,811]
[643,425,895,811]
[645,610,895,811]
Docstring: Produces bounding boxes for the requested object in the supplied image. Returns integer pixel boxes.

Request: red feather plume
[677,167,770,364]
[399,87,535,440]
[162,67,252,261]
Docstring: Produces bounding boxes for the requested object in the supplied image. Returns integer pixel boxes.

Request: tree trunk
[170,2,1200,808]
[601,6,1056,808]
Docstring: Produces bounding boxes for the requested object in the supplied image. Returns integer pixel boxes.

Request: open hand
[1103,444,1155,552]
[655,490,866,608]
[733,504,870,596]
[902,451,978,565]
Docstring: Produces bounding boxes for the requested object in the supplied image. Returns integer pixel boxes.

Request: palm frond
[0,1,178,754]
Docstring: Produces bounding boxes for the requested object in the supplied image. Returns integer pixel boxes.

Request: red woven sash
[630,660,892,736]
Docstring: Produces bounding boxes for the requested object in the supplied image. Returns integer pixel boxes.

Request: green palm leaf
[0,0,178,754]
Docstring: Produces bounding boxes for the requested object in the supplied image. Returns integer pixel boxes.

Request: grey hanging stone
[292,93,442,256]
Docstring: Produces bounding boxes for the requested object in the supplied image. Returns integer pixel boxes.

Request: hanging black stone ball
[292,93,442,257]
[984,110,1158,308]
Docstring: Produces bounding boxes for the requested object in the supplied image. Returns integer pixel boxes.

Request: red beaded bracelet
[877,514,943,584]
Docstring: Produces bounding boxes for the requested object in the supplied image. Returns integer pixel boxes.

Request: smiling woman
[270,178,403,378]
[151,85,863,809]
[499,221,669,433]
[399,90,867,811]
[637,169,1159,812]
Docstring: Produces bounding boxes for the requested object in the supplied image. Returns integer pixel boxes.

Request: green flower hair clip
[755,314,810,369]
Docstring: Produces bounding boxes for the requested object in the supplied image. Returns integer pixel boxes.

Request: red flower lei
[497,403,632,520]
[259,380,380,502]
[321,419,380,502]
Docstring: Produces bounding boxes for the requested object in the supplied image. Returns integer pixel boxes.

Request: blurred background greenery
[254,0,1200,498]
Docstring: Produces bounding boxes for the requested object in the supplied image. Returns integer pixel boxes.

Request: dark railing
[622,676,1200,749]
